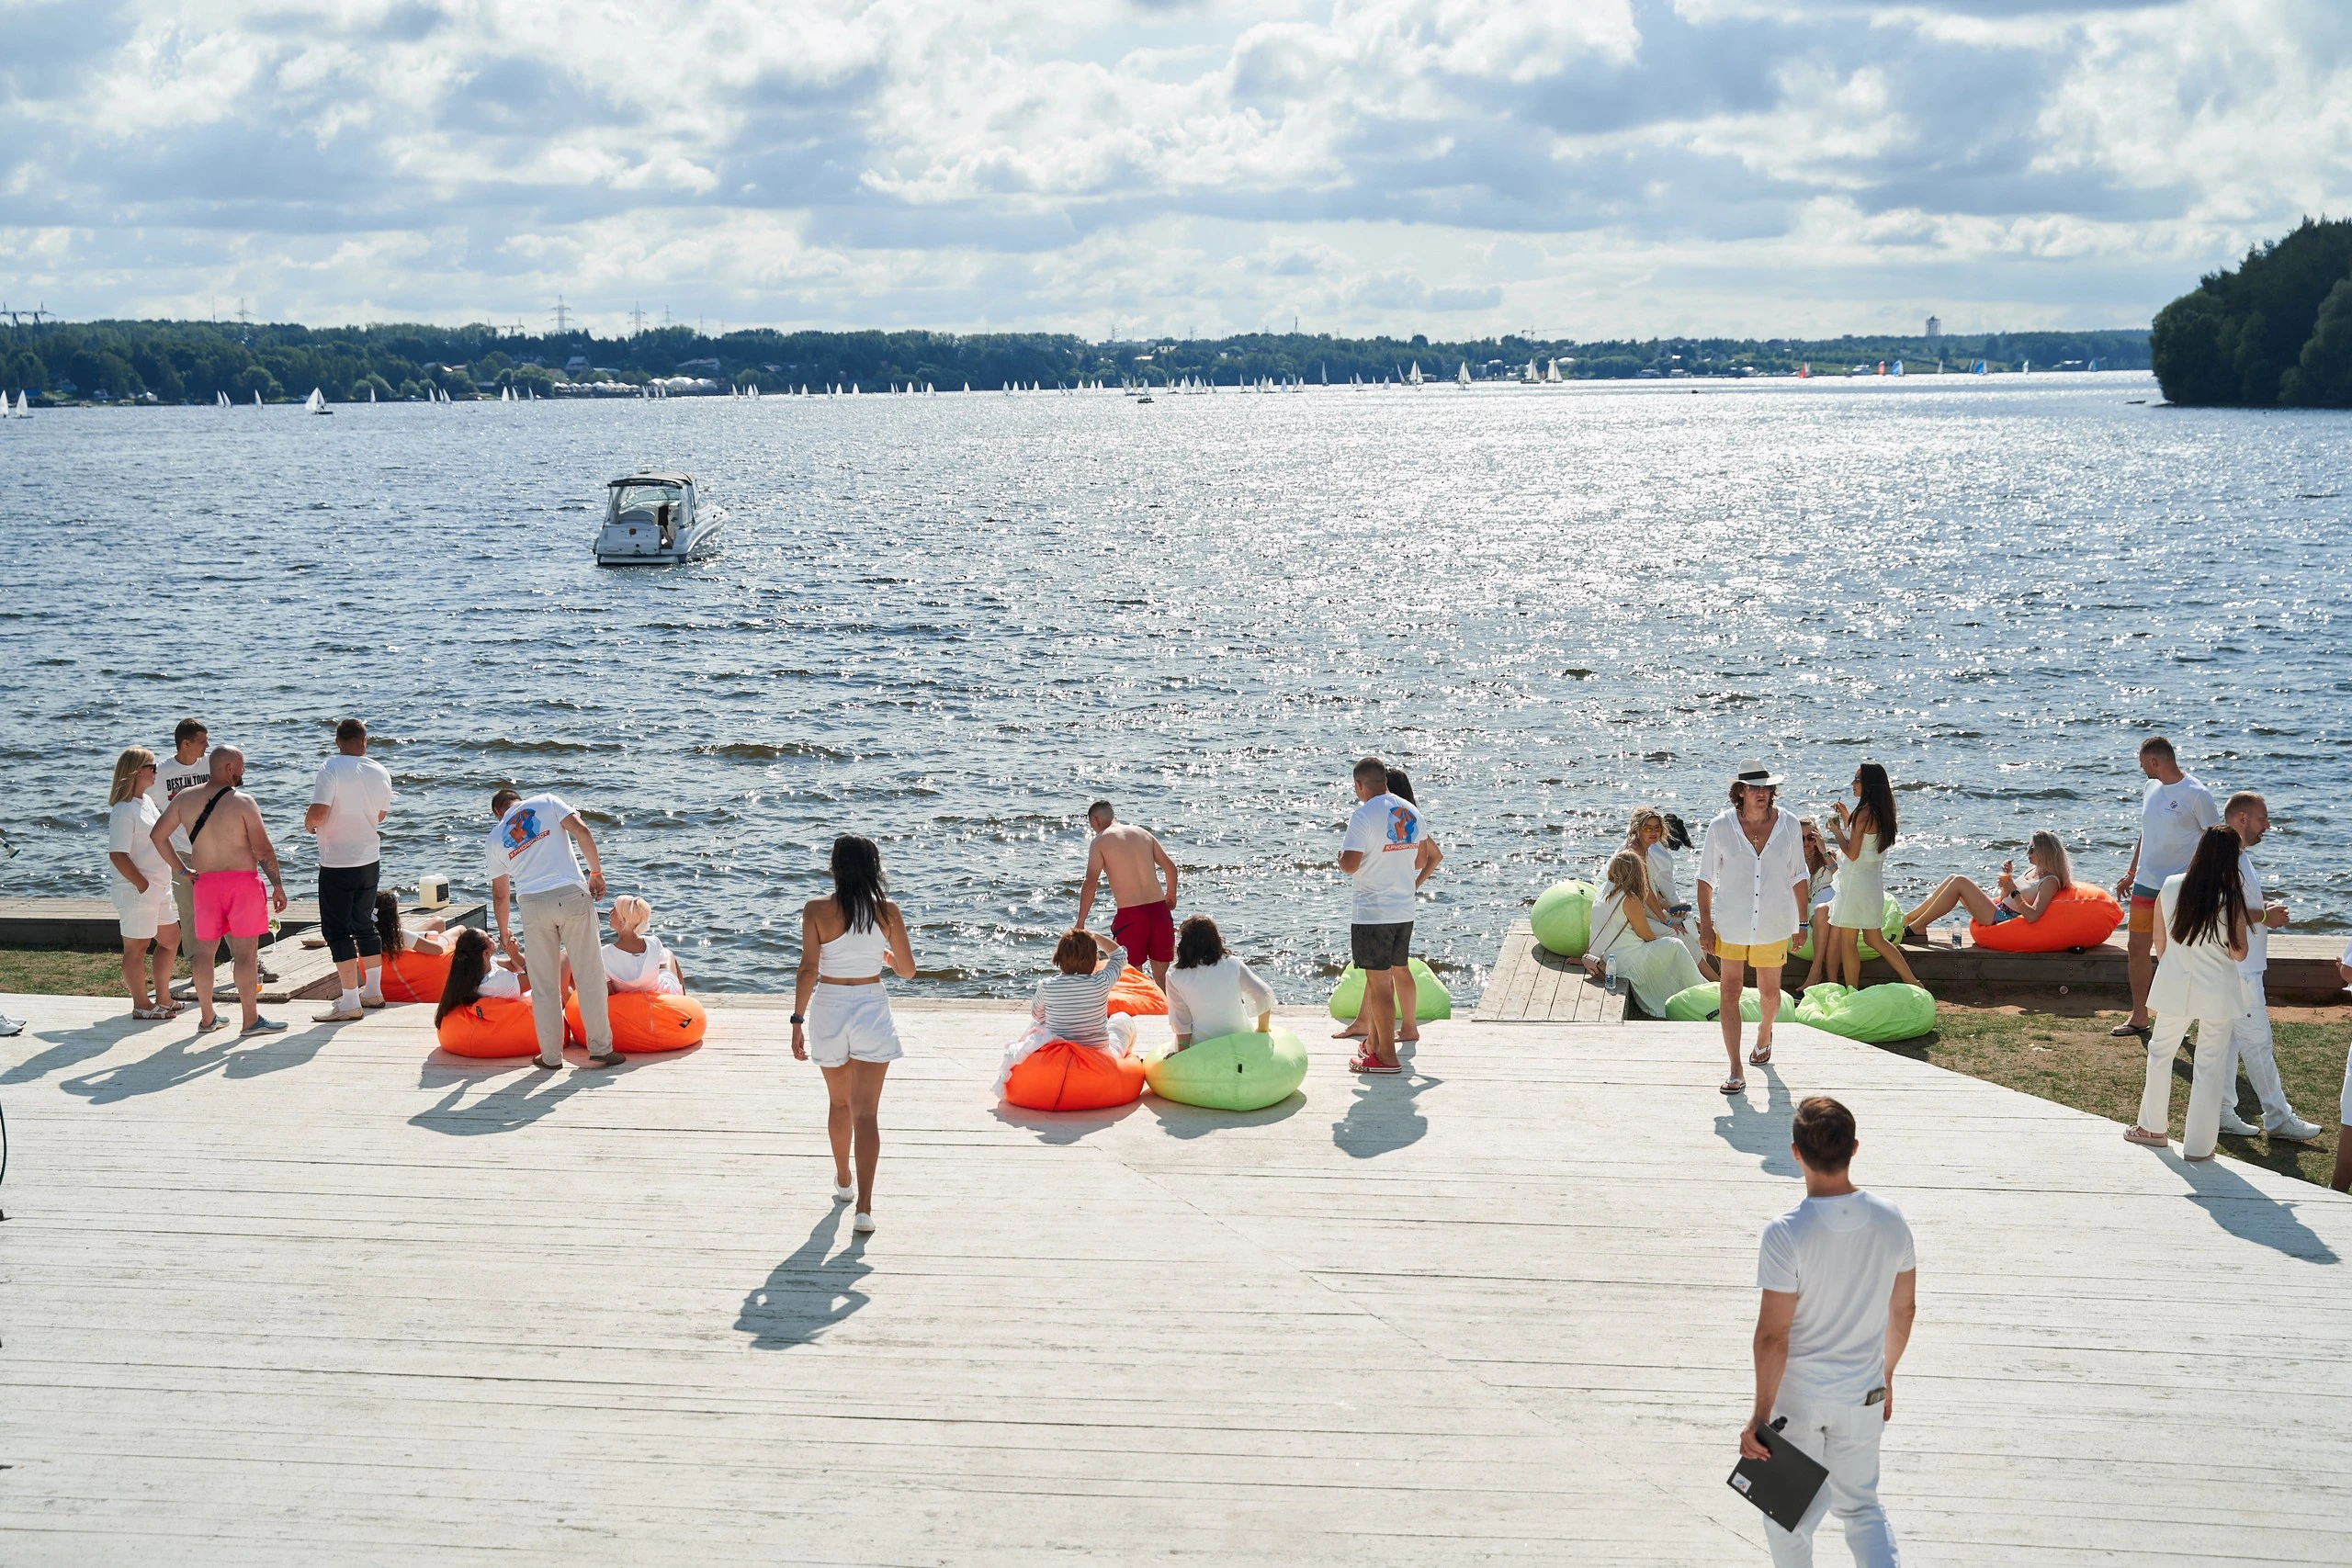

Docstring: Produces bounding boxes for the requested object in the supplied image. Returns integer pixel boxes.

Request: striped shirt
[1033,962,1123,1046]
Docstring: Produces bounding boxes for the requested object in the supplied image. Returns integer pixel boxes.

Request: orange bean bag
[435,997,541,1058]
[1105,964,1168,1017]
[1003,1039,1147,1111]
[379,948,453,1004]
[563,989,707,1053]
[1970,884,2124,953]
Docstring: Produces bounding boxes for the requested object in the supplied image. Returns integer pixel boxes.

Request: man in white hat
[1697,761,1810,1094]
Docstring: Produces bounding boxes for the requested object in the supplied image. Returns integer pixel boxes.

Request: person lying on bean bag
[1901,830,2072,942]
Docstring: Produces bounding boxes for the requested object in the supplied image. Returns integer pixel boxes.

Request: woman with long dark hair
[1166,915,1277,1049]
[792,834,916,1235]
[1826,762,1921,989]
[2125,825,2249,1158]
[434,927,525,1027]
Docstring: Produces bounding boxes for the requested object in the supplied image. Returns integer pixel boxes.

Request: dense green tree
[2151,217,2352,407]
[2281,276,2352,407]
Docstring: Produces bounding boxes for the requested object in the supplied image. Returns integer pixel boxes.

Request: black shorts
[1350,920,1414,971]
[318,862,381,962]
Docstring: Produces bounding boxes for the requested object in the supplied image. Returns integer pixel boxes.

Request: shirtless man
[150,745,289,1035]
[1077,800,1180,987]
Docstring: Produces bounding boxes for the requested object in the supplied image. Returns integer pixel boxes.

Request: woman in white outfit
[792,835,916,1234]
[599,895,686,994]
[1586,849,1704,1017]
[105,747,183,1020]
[1826,761,1921,989]
[1795,817,1840,991]
[1624,807,1714,982]
[1166,916,1277,1048]
[2126,826,2249,1160]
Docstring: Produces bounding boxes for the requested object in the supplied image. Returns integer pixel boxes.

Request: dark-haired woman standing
[2126,825,2249,1159]
[1826,762,1921,989]
[792,835,916,1234]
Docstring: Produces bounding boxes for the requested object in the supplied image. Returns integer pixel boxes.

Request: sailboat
[1456,361,1470,387]
[304,387,331,414]
[253,389,264,408]
[217,391,231,409]
[369,385,379,403]
[1407,361,1423,387]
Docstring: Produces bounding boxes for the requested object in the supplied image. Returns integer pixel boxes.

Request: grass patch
[0,946,193,999]
[1878,987,2351,1187]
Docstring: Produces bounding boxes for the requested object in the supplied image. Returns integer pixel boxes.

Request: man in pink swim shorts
[1076,800,1180,987]
[152,745,289,1035]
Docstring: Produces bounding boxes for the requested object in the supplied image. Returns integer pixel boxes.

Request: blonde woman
[1626,807,1713,980]
[1584,849,1704,1017]
[599,895,686,994]
[1796,817,1839,989]
[106,747,183,1019]
[1902,831,2073,940]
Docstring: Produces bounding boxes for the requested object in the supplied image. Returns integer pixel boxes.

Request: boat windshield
[611,482,686,520]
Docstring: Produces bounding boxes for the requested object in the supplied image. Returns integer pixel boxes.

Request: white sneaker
[853,1211,876,1234]
[2216,1109,2261,1137]
[2267,1113,2325,1144]
[831,1181,854,1202]
[312,1005,363,1023]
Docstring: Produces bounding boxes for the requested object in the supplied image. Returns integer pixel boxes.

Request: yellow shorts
[1713,938,1791,968]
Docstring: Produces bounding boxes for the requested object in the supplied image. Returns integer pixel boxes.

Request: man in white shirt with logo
[1697,762,1810,1095]
[1338,756,1420,1076]
[1741,1096,1917,1568]
[2213,792,2323,1143]
[150,718,227,979]
[485,787,617,1068]
[307,718,396,1023]
[2113,736,2220,1038]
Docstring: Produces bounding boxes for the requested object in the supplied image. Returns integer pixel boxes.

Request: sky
[3,0,2349,339]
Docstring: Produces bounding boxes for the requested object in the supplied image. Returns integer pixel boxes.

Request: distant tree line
[0,317,2150,404]
[2151,218,2352,407]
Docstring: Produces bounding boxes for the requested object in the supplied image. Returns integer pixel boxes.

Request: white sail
[1456,361,1469,386]
[218,391,230,408]
[370,385,379,403]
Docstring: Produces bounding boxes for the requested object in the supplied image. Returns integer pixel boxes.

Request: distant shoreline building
[1926,315,1942,341]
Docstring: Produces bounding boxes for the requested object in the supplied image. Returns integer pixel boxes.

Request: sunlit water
[6,372,2348,1000]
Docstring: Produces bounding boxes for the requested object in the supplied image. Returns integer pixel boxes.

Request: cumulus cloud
[0,0,2346,334]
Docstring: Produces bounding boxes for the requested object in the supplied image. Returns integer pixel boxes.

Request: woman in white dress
[1794,817,1840,990]
[1166,916,1277,1049]
[105,747,182,1019]
[1624,807,1714,981]
[2126,826,2250,1159]
[1826,761,1921,989]
[1585,850,1703,1017]
[599,895,685,994]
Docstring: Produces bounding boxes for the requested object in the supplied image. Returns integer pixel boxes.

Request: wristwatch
[790,1013,806,1025]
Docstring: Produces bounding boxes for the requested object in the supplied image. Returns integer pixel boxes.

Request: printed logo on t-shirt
[500,808,549,860]
[1385,807,1418,849]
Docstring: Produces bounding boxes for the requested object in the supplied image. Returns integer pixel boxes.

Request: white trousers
[2223,995,2298,1127]
[2138,1012,2233,1159]
[1765,1402,1901,1568]
[520,885,611,1058]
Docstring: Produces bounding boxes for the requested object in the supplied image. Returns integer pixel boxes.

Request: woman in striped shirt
[1033,928,1129,1048]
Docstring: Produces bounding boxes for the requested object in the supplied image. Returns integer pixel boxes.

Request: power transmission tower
[629,303,647,337]
[552,295,571,335]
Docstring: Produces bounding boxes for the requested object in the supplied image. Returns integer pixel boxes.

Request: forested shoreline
[2151,218,2352,408]
[0,318,2148,405]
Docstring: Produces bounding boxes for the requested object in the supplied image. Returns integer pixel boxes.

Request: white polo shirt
[1698,806,1808,947]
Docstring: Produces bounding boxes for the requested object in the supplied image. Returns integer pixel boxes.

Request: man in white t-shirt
[485,786,616,1068]
[2113,736,2220,1037]
[305,718,397,1023]
[1741,1096,1917,1568]
[149,718,225,975]
[1338,756,1421,1075]
[2211,792,2322,1143]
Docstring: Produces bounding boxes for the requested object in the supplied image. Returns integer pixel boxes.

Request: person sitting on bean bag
[1033,928,1136,1052]
[599,895,686,995]
[433,927,527,1027]
[1795,818,1839,991]
[376,890,456,958]
[1166,915,1276,1052]
[1901,830,2072,942]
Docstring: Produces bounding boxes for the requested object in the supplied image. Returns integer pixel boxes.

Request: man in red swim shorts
[1076,800,1179,987]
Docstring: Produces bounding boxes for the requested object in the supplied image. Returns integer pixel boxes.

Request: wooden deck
[1903,927,2346,1001]
[6,989,2346,1563]
[1472,919,1627,1023]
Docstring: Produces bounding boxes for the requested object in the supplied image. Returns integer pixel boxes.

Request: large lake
[5,373,2347,999]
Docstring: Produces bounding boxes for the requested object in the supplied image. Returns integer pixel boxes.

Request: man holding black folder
[1738,1097,1917,1567]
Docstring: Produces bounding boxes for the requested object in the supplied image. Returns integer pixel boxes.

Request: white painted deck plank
[3,990,2351,1564]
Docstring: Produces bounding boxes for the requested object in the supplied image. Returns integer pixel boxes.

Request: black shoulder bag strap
[187,786,235,847]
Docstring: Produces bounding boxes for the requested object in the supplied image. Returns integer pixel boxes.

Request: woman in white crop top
[792,835,917,1235]
[600,896,685,994]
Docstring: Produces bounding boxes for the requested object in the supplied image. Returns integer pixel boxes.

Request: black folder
[1726,1416,1829,1531]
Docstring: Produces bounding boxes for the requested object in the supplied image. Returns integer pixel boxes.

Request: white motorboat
[593,471,724,566]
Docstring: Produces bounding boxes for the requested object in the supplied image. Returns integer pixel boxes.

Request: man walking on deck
[1339,757,1421,1075]
[307,718,395,1023]
[1697,762,1809,1095]
[2113,737,2220,1039]
[2214,792,2323,1143]
[1740,1096,1917,1568]
[150,745,289,1036]
[486,787,618,1069]
[1077,800,1181,987]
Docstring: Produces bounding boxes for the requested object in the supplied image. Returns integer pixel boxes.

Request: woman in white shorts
[792,835,916,1234]
[105,747,183,1020]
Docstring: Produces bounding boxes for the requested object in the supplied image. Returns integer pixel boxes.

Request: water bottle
[1603,954,1626,996]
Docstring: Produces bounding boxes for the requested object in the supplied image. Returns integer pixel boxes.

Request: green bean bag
[1146,1028,1308,1111]
[1793,982,1937,1043]
[1530,880,1597,958]
[1327,957,1452,1021]
[1664,985,1763,1023]
[1792,896,1905,962]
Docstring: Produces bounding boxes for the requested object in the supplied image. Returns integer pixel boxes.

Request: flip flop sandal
[2123,1126,2169,1146]
[1748,1044,1773,1066]
[2109,1022,2152,1040]
[1720,1078,1747,1095]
